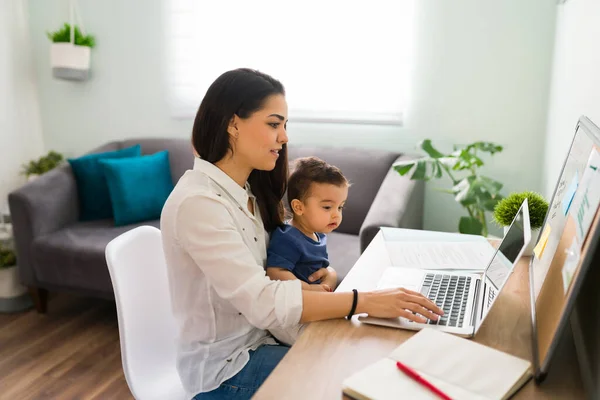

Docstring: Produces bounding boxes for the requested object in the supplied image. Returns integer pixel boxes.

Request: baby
[266,156,349,344]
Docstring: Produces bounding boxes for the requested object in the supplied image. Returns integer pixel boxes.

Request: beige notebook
[342,328,532,400]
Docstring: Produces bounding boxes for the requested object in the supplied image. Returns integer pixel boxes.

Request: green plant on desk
[394,140,504,237]
[493,191,549,230]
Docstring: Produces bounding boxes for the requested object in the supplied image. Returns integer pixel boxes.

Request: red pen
[396,361,453,400]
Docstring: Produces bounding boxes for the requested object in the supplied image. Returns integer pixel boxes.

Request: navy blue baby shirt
[266,224,329,283]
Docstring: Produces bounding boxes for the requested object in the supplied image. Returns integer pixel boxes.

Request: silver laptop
[359,199,531,338]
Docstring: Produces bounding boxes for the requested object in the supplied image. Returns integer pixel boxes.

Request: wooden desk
[254,231,584,399]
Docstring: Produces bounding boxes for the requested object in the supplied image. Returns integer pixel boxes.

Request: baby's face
[300,183,348,233]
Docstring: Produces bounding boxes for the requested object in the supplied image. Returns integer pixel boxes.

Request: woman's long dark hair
[191,68,288,232]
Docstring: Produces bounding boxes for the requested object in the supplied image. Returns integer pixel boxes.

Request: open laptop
[359,199,531,338]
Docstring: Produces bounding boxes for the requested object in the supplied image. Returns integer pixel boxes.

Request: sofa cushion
[68,144,142,221]
[100,151,174,226]
[120,138,194,186]
[287,146,401,236]
[326,231,361,285]
[31,219,160,294]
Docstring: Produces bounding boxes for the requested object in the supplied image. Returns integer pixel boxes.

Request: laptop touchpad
[376,267,424,292]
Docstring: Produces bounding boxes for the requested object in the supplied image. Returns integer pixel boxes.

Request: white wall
[27,0,556,233]
[0,1,45,213]
[543,0,600,198]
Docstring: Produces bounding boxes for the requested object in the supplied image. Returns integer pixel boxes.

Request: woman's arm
[300,288,443,324]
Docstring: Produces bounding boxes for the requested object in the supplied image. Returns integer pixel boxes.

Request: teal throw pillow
[99,150,174,226]
[68,144,142,221]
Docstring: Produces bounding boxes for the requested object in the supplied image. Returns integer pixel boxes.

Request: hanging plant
[47,23,95,47]
[47,2,95,81]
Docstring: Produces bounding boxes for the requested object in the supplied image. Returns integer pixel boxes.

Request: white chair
[105,226,188,400]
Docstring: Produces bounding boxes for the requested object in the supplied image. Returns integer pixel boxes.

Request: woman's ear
[228,115,240,137]
[290,199,304,216]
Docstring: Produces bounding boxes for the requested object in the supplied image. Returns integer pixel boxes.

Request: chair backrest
[105,226,187,400]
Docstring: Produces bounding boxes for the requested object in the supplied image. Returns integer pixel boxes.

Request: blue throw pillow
[68,144,142,221]
[99,150,174,226]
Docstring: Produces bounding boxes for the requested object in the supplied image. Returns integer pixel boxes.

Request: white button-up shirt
[160,157,303,396]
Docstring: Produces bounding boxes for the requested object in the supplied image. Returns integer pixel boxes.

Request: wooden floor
[0,294,133,400]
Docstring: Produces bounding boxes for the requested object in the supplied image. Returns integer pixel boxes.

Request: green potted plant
[21,151,65,181]
[0,245,17,269]
[48,23,96,81]
[0,244,26,305]
[493,191,549,255]
[394,140,504,236]
[0,220,32,313]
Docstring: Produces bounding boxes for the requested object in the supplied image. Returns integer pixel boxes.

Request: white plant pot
[0,265,27,299]
[50,42,91,81]
[504,226,540,257]
[27,174,39,182]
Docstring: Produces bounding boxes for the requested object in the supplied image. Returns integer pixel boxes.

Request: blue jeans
[193,344,289,400]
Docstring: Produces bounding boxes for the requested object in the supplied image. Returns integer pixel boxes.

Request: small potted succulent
[21,151,65,181]
[47,23,95,81]
[493,191,549,255]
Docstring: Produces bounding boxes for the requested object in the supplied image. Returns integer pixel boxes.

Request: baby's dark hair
[287,157,349,210]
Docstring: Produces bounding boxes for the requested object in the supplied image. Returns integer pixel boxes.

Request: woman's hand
[357,288,444,323]
[308,267,338,290]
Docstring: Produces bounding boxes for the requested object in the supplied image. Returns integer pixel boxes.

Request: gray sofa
[8,138,424,313]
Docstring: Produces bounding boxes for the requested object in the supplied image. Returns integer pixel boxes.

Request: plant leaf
[438,157,458,168]
[393,162,415,176]
[466,142,504,155]
[433,161,443,178]
[411,160,427,180]
[452,176,473,192]
[453,177,477,205]
[457,176,504,210]
[478,176,504,194]
[452,150,470,170]
[459,216,483,235]
[453,150,484,171]
[434,187,456,194]
[483,197,502,212]
[418,139,445,159]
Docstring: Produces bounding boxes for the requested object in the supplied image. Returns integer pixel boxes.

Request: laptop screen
[476,199,531,331]
[487,210,527,289]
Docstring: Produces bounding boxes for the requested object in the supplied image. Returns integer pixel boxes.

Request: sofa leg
[28,287,48,314]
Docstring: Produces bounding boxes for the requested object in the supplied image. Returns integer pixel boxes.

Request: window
[166,0,415,124]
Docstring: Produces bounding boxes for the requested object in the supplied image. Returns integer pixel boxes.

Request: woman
[160,68,443,399]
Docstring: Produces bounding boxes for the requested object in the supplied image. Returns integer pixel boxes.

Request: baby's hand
[309,267,338,291]
[307,283,332,292]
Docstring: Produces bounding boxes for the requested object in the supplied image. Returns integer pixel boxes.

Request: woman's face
[230,94,289,172]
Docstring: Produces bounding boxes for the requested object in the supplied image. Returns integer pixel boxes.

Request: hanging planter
[47,2,95,81]
[50,41,91,81]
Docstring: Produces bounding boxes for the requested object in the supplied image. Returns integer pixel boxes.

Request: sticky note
[562,171,579,215]
[533,225,551,259]
[562,237,580,294]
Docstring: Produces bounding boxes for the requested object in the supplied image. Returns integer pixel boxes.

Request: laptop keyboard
[420,274,471,328]
[488,287,496,308]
